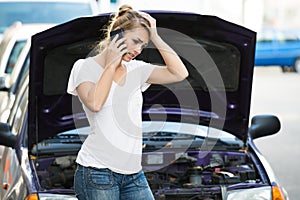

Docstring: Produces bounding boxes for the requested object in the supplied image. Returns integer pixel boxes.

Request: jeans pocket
[87,168,114,189]
[132,171,148,187]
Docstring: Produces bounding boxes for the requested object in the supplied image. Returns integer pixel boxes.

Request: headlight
[39,193,77,200]
[25,193,77,200]
[226,186,272,200]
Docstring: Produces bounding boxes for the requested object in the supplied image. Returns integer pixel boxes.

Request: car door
[0,79,29,200]
[255,30,278,65]
[275,31,300,66]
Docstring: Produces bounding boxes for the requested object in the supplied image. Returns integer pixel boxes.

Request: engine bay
[33,149,261,199]
[143,150,259,199]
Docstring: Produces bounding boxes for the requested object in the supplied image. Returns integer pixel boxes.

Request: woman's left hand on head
[139,12,158,40]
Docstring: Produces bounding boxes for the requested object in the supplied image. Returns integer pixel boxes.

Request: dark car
[254,28,300,72]
[0,12,289,200]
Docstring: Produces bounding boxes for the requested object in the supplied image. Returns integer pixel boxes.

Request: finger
[139,11,149,17]
[119,43,127,52]
[120,48,127,55]
[109,37,122,51]
[140,12,152,21]
[111,33,121,43]
[115,37,126,46]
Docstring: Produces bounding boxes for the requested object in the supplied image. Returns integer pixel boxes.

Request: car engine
[34,149,260,200]
[143,150,258,199]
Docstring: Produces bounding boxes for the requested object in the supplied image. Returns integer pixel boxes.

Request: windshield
[0,2,93,34]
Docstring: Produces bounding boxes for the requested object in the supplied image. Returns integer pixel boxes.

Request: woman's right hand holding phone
[106,34,127,69]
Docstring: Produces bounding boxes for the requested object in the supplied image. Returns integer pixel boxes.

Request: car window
[278,33,299,43]
[0,2,94,34]
[257,31,274,43]
[257,30,300,43]
[11,55,29,94]
[5,40,26,73]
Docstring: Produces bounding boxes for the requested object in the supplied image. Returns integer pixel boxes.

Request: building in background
[98,0,264,31]
[263,0,300,29]
[98,0,300,31]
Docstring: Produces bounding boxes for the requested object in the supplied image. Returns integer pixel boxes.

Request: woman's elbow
[177,71,189,81]
[183,71,189,79]
[91,107,102,113]
[86,102,103,112]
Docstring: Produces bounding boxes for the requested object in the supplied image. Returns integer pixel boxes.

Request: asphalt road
[250,67,300,200]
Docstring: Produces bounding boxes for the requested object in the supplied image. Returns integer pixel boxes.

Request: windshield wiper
[143,132,242,151]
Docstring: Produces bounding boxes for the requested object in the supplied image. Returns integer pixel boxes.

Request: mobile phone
[110,29,126,53]
[110,29,124,41]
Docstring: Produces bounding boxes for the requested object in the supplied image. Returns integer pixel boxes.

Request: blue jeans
[74,164,154,200]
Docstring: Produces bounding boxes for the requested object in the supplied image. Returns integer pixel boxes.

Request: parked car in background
[0,11,289,199]
[0,39,31,123]
[254,28,300,72]
[0,23,54,88]
[0,0,99,41]
[0,23,54,162]
[0,73,29,199]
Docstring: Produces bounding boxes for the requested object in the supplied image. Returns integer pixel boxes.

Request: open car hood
[29,11,256,149]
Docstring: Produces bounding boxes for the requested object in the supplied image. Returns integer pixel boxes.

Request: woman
[67,4,188,200]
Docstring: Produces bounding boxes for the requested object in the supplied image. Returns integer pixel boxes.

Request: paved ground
[250,66,300,200]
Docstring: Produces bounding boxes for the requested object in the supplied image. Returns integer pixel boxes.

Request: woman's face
[122,27,149,62]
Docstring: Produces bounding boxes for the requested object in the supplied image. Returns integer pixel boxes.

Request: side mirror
[0,122,16,148]
[249,115,281,140]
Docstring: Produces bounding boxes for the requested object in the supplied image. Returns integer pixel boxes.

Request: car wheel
[281,66,291,73]
[281,66,286,72]
[293,57,300,73]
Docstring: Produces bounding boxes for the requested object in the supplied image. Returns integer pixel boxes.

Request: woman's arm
[76,67,115,112]
[76,35,127,112]
[140,13,189,84]
[149,35,189,84]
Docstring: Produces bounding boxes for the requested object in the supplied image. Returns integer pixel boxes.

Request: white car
[0,23,54,161]
[0,23,55,85]
[0,23,53,122]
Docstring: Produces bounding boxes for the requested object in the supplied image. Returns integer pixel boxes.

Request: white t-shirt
[67,57,156,174]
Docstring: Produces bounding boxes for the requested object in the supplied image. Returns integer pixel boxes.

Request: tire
[281,66,292,73]
[293,57,300,73]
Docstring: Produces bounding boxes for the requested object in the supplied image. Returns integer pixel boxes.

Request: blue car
[254,29,300,72]
[0,11,289,199]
